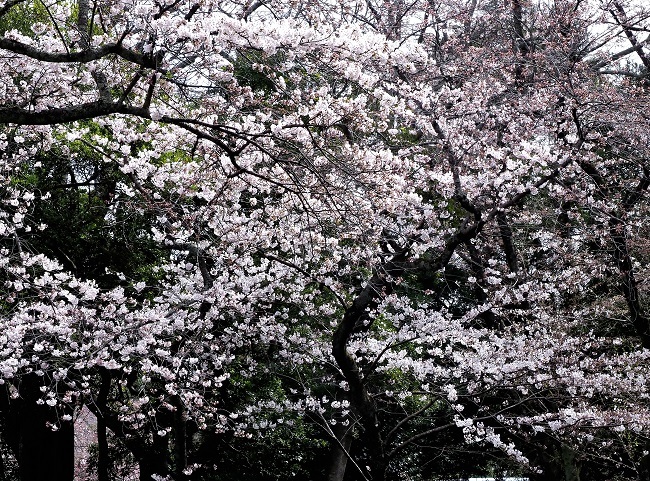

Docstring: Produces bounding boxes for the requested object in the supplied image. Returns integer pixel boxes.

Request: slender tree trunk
[326,422,353,481]
[173,398,187,481]
[97,368,111,481]
[333,297,387,481]
[97,416,109,481]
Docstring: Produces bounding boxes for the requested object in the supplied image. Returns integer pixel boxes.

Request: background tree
[1,1,650,481]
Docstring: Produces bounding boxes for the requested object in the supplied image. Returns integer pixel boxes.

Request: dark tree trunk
[173,398,187,481]
[497,212,519,273]
[97,368,111,481]
[561,445,580,481]
[97,416,110,481]
[17,376,74,481]
[138,431,169,481]
[139,451,169,481]
[326,422,353,481]
[526,438,577,481]
[18,407,73,481]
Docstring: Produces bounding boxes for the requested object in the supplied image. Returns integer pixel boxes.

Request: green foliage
[203,423,328,481]
[233,51,278,93]
[393,126,422,146]
[0,0,49,36]
[13,144,167,288]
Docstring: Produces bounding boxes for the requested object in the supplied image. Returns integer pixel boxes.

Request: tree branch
[590,35,650,70]
[611,1,650,72]
[0,0,27,18]
[0,101,149,125]
[0,38,160,69]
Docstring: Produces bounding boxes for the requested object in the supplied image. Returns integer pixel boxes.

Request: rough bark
[332,275,390,481]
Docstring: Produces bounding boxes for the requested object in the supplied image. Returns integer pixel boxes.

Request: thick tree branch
[611,2,650,72]
[590,35,650,70]
[0,101,150,125]
[242,0,265,20]
[332,250,410,480]
[0,38,160,69]
[609,216,650,348]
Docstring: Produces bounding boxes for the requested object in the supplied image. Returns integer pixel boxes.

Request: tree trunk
[97,416,109,481]
[139,454,169,481]
[138,433,169,481]
[561,445,580,481]
[97,368,111,481]
[17,377,74,481]
[326,422,353,481]
[173,398,187,481]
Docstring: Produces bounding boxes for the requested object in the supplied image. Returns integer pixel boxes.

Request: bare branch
[590,35,650,70]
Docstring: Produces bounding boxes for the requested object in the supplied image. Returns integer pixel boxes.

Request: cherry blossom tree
[1,0,650,480]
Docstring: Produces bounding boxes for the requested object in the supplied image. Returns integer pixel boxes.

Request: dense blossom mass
[0,0,650,480]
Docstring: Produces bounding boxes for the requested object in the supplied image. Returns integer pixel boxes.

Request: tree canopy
[1,0,650,480]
